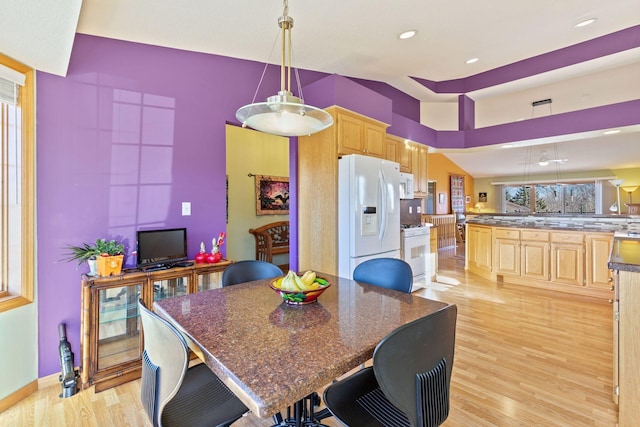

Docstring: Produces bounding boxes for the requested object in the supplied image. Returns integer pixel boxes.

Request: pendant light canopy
[235,0,333,137]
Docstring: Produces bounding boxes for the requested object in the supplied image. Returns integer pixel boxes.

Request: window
[503,182,596,214]
[0,54,34,312]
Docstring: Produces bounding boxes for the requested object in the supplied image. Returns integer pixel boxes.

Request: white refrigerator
[338,154,401,279]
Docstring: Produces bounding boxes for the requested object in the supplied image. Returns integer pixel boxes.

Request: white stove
[400,224,431,279]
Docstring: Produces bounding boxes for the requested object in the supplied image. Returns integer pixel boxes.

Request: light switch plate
[182,202,191,216]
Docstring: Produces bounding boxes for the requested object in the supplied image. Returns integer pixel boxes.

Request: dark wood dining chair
[138,300,248,427]
[221,260,283,287]
[323,304,457,427]
[353,257,414,293]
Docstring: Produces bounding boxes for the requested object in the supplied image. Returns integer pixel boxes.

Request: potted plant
[63,238,125,277]
[62,242,101,276]
[94,238,125,276]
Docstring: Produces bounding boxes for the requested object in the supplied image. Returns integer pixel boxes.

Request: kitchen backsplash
[400,199,422,226]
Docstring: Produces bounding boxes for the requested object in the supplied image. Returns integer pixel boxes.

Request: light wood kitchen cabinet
[336,107,387,158]
[615,269,640,424]
[410,143,428,197]
[466,224,492,279]
[386,134,411,172]
[416,145,428,196]
[467,223,613,299]
[384,135,397,163]
[494,228,550,281]
[398,140,412,173]
[520,230,550,281]
[550,231,584,287]
[494,228,521,277]
[80,261,230,392]
[585,233,614,290]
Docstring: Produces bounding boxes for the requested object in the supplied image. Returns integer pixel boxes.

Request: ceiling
[4,0,640,178]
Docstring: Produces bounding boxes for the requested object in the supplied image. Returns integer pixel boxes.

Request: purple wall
[35,34,331,376]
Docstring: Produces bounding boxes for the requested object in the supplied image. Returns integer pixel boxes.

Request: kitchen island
[608,233,640,426]
[465,213,640,299]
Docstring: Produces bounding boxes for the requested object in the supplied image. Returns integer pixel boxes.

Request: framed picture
[479,192,487,202]
[255,175,289,215]
[438,193,445,204]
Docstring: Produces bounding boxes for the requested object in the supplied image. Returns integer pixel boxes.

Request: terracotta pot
[97,255,124,276]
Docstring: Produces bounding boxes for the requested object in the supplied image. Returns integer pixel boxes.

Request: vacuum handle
[58,323,67,341]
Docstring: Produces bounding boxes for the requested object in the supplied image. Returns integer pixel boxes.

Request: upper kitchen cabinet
[411,143,428,197]
[386,134,412,173]
[384,135,398,163]
[336,107,387,158]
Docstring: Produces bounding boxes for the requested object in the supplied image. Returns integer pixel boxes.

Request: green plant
[94,238,124,256]
[62,242,100,265]
[63,238,124,265]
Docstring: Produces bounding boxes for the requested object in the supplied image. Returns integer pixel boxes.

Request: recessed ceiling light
[604,129,621,135]
[575,18,597,28]
[465,58,479,64]
[398,30,417,40]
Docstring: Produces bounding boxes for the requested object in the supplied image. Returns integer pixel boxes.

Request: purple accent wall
[289,138,298,272]
[387,113,437,146]
[461,100,640,148]
[347,77,420,122]
[303,74,393,124]
[411,25,640,94]
[459,95,475,130]
[35,34,327,377]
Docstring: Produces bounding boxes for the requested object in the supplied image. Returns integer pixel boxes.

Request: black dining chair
[137,300,249,427]
[353,257,414,293]
[221,260,283,287]
[323,304,457,427]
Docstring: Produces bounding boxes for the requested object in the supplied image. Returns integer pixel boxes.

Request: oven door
[401,232,429,277]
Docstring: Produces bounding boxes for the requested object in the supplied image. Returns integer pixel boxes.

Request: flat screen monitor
[136,228,188,268]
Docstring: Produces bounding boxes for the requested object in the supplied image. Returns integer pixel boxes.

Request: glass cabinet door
[197,270,223,291]
[97,282,142,371]
[153,275,190,301]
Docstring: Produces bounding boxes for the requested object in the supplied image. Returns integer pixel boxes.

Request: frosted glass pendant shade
[236,91,333,137]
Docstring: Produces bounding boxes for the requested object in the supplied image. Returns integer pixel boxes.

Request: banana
[301,270,316,286]
[282,270,301,291]
[272,277,283,289]
[293,273,309,291]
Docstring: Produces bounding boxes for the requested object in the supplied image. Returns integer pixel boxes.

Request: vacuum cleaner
[58,323,79,398]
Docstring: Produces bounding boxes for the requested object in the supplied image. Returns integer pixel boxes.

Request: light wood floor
[0,245,618,426]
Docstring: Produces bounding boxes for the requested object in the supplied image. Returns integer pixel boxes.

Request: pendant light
[235,0,333,137]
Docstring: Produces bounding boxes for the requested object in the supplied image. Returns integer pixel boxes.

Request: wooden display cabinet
[80,260,231,392]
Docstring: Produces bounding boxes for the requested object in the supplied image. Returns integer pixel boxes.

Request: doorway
[225,125,289,263]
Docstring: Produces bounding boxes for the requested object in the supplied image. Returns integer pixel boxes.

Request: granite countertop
[466,213,640,233]
[608,236,640,272]
[153,273,448,418]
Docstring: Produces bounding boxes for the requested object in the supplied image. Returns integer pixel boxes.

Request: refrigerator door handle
[378,170,387,241]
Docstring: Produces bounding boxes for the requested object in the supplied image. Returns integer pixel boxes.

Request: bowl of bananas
[270,270,331,305]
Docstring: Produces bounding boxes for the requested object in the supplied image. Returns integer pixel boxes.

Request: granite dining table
[153,272,449,420]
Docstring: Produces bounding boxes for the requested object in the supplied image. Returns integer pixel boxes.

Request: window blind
[0,64,26,106]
